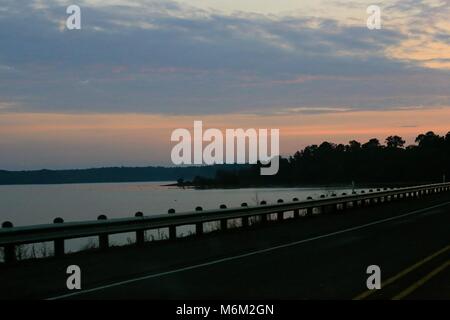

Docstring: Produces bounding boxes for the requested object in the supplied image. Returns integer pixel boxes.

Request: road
[1,192,449,300]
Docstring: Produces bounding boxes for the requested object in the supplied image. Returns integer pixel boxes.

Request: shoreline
[165,181,421,190]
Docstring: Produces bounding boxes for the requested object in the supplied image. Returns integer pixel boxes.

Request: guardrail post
[292,198,300,218]
[167,209,177,240]
[259,201,268,223]
[220,219,227,230]
[277,199,284,221]
[329,203,338,213]
[2,221,16,264]
[195,207,203,235]
[97,215,109,249]
[220,204,228,230]
[332,204,338,212]
[134,212,145,245]
[277,211,284,221]
[240,203,250,227]
[53,217,65,257]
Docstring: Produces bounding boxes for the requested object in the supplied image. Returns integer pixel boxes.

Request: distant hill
[0,164,246,185]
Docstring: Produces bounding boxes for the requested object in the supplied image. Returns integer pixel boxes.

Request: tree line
[0,165,244,185]
[190,131,450,188]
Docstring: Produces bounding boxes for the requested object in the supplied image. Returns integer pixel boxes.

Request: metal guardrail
[1,182,450,263]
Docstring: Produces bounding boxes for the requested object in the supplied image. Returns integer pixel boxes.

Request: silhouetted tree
[386,135,405,148]
[191,131,450,187]
[347,140,361,152]
[362,138,381,149]
[415,131,443,148]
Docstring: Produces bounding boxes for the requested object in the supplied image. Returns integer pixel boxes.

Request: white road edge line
[47,201,450,300]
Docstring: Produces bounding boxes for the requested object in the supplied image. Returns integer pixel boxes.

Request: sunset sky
[0,0,449,170]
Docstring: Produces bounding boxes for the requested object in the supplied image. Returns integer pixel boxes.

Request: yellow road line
[392,260,449,300]
[353,244,450,300]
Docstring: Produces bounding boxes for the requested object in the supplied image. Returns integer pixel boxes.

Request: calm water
[0,181,360,226]
[0,182,360,259]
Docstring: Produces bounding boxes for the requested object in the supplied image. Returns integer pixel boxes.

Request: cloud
[383,0,450,70]
[0,101,19,111]
[0,0,448,115]
[0,65,17,73]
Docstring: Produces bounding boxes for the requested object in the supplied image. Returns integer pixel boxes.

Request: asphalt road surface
[1,192,449,300]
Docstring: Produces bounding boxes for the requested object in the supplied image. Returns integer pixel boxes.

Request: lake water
[0,181,361,226]
[0,182,361,259]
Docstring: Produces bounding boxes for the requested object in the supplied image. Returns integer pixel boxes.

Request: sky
[0,0,449,170]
